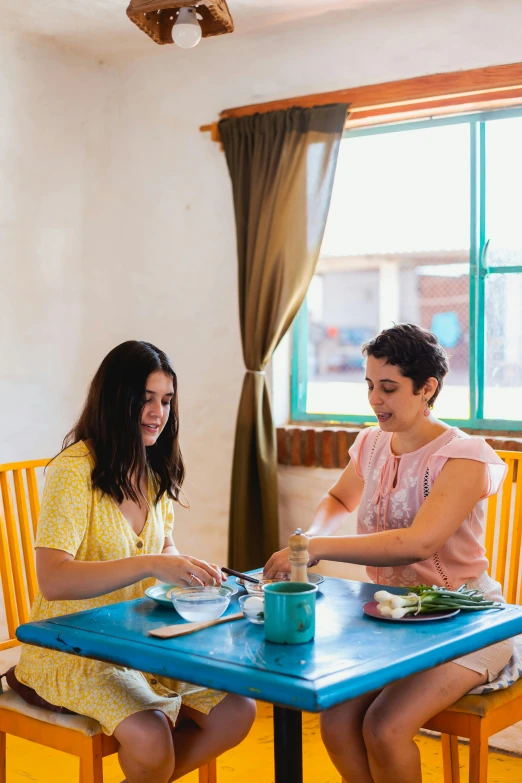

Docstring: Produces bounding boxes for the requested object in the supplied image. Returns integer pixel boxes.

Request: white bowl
[244,574,289,596]
[172,588,230,622]
[238,594,265,624]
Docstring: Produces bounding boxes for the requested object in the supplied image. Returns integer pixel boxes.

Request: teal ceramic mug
[263,582,318,644]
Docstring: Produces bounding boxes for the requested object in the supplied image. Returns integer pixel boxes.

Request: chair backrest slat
[26,467,40,538]
[0,472,29,625]
[0,458,48,648]
[0,510,20,642]
[507,458,522,604]
[494,458,514,589]
[13,469,38,604]
[485,451,522,604]
[485,491,498,574]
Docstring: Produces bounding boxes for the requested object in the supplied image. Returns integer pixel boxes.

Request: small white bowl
[244,572,290,596]
[239,594,265,624]
[172,588,230,622]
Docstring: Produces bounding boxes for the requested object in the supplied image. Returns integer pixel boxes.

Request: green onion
[374,584,503,617]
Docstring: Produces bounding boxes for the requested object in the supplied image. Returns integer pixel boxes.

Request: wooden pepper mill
[289,528,309,582]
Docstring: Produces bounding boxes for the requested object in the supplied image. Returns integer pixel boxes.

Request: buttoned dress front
[16,442,225,735]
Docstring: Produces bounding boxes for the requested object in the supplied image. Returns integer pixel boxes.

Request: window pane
[484,274,522,421]
[483,115,522,421]
[486,116,522,265]
[305,122,470,419]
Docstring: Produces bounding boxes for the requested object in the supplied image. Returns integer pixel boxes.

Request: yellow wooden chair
[423,449,522,783]
[0,459,217,783]
[341,449,522,783]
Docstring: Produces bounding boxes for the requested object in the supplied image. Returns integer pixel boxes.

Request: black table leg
[273,705,303,783]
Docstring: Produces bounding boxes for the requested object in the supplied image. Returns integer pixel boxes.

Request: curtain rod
[200,62,522,143]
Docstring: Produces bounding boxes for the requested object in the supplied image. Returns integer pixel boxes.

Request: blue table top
[17,578,522,712]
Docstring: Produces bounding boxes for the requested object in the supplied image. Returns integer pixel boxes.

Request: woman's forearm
[309,528,426,567]
[264,526,425,579]
[162,544,179,556]
[38,555,159,601]
[306,493,351,537]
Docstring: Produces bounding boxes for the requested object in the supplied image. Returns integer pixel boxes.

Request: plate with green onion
[363,601,459,622]
[365,585,503,622]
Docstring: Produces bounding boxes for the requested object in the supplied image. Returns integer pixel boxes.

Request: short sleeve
[163,496,175,539]
[35,456,92,556]
[348,428,378,480]
[428,436,507,498]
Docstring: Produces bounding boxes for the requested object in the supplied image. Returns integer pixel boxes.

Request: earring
[423,398,430,417]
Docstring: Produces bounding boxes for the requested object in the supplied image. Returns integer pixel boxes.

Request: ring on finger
[188,574,195,586]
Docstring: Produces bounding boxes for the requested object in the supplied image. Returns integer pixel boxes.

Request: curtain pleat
[220,103,349,570]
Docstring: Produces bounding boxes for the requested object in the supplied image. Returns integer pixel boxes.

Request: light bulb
[172,7,202,49]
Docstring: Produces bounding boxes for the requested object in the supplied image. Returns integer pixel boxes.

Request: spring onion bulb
[374,584,503,617]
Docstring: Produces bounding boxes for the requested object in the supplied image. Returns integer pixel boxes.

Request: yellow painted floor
[6,702,522,782]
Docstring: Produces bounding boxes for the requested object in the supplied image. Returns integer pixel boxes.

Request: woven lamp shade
[127,0,234,45]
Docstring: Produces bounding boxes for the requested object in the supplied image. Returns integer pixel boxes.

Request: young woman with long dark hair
[16,341,255,783]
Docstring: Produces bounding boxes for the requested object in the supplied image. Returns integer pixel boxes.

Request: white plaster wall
[0,30,116,670]
[0,31,116,464]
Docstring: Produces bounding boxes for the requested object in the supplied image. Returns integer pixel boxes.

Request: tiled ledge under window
[277,426,522,468]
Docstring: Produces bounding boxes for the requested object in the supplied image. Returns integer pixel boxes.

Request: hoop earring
[423,397,431,418]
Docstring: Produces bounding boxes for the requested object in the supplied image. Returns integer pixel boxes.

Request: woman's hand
[263,547,291,579]
[264,540,319,580]
[153,554,223,587]
[262,466,361,581]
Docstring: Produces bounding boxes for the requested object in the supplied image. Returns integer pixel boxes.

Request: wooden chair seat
[439,677,522,718]
[0,688,106,735]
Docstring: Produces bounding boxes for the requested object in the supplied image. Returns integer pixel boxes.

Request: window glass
[306,123,470,419]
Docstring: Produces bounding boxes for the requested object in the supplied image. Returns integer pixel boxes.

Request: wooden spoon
[149,612,244,639]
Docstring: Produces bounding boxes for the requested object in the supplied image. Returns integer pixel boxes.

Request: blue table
[17,578,522,783]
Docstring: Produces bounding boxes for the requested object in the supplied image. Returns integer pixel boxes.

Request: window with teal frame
[291,108,522,430]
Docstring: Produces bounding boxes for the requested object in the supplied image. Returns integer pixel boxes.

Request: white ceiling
[0,0,403,58]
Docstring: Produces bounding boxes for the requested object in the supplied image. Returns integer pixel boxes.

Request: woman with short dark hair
[265,323,516,783]
[16,341,255,783]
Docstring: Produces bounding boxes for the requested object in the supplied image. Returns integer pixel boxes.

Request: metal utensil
[221,567,260,584]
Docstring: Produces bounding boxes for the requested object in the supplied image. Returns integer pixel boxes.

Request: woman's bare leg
[362,662,487,783]
[114,710,175,783]
[320,690,381,783]
[170,694,256,780]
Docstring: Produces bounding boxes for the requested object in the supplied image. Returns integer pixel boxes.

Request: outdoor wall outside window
[292,109,522,429]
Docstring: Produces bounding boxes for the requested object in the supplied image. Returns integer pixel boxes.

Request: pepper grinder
[289,528,309,583]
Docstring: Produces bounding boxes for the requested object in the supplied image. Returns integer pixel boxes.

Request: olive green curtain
[219,103,349,571]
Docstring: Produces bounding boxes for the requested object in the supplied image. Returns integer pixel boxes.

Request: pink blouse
[348,427,507,589]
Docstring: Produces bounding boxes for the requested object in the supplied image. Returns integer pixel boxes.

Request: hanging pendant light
[126,0,234,47]
[172,8,202,48]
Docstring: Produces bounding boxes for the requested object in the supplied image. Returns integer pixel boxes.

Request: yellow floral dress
[16,441,225,735]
